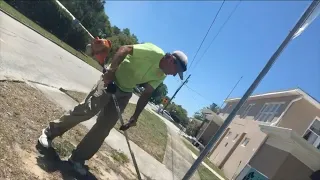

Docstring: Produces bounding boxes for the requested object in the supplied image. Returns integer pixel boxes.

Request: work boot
[68,155,87,176]
[38,128,54,148]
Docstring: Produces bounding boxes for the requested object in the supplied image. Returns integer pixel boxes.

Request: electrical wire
[190,0,242,73]
[185,85,211,103]
[186,0,226,76]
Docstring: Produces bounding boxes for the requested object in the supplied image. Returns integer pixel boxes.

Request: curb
[0,75,87,96]
[0,8,88,62]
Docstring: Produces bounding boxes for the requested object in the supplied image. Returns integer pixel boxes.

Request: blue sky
[105,1,320,116]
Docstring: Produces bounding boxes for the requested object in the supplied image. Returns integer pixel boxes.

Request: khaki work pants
[47,76,132,162]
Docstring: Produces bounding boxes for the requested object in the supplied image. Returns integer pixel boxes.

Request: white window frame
[302,117,320,150]
[241,103,255,118]
[255,102,284,123]
[241,137,250,147]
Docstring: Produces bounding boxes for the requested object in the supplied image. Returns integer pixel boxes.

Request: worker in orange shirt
[86,37,112,68]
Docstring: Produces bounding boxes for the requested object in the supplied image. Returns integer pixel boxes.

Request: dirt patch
[0,81,140,180]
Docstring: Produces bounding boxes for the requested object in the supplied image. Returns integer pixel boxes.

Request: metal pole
[163,74,191,110]
[182,1,320,179]
[55,0,94,39]
[111,94,142,180]
[219,76,243,110]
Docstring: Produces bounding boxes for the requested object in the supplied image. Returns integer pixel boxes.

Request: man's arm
[132,84,154,119]
[103,45,133,84]
[109,45,133,70]
[120,84,154,131]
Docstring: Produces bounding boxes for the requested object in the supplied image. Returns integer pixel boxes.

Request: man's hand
[103,70,116,85]
[120,116,138,131]
[119,84,154,131]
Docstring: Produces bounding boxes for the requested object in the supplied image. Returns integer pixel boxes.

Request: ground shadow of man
[35,142,98,180]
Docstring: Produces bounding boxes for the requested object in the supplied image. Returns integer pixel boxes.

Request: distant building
[206,88,320,180]
[196,109,224,147]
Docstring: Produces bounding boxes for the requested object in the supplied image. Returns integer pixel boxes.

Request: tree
[5,0,141,67]
[150,83,168,105]
[112,26,121,35]
[166,103,189,127]
[193,108,210,137]
[186,120,202,137]
[194,110,205,121]
[122,28,131,36]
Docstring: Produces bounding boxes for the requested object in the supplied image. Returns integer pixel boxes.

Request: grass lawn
[0,1,102,71]
[115,103,168,163]
[182,138,227,180]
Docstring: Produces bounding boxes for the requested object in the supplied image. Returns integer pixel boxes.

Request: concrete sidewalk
[29,82,178,180]
[146,109,200,179]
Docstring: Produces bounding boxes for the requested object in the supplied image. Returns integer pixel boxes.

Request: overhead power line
[190,0,242,73]
[186,0,226,76]
[185,85,211,103]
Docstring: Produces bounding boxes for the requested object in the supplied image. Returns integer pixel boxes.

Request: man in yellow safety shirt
[38,38,188,175]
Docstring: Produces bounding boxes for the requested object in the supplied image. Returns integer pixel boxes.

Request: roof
[225,88,320,109]
[260,125,320,171]
[201,109,224,126]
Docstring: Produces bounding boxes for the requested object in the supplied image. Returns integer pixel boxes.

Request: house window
[255,103,283,123]
[233,134,239,141]
[303,118,320,150]
[241,137,250,147]
[241,104,255,118]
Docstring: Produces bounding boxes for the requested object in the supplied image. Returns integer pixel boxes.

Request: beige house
[208,88,320,180]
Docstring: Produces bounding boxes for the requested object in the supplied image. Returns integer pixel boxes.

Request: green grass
[52,139,76,158]
[182,138,227,180]
[110,149,129,164]
[115,103,168,162]
[182,138,200,155]
[0,1,102,71]
[198,165,222,180]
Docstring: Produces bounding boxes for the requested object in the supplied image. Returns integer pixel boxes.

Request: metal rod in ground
[111,94,142,180]
[182,1,320,179]
[163,74,191,110]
